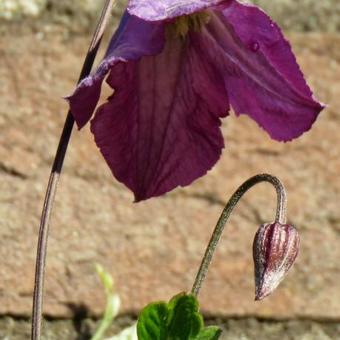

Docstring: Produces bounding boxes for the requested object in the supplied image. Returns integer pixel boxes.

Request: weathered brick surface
[0,25,339,320]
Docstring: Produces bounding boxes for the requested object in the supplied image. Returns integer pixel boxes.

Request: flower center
[166,11,211,38]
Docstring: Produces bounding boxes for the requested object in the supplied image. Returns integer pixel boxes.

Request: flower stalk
[31,1,115,339]
[191,173,288,297]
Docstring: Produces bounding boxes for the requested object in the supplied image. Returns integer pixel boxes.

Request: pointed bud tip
[254,279,274,301]
[255,289,264,301]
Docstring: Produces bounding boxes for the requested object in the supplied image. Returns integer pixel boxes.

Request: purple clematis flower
[67,0,324,201]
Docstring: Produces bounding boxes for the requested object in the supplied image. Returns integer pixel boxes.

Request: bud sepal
[253,222,300,301]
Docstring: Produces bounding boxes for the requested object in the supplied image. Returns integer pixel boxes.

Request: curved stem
[31,1,115,339]
[191,173,287,297]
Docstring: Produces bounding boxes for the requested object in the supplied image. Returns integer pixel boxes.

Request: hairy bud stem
[191,173,294,298]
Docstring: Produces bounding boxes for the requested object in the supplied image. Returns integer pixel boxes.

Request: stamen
[166,11,211,39]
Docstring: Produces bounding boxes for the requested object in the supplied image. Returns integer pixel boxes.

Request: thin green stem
[191,173,287,297]
[31,1,115,339]
[91,265,120,340]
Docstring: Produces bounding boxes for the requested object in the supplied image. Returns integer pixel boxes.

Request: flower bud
[253,222,300,300]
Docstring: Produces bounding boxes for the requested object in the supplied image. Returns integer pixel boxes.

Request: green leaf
[195,326,222,340]
[137,293,222,340]
[167,293,203,339]
[137,302,168,340]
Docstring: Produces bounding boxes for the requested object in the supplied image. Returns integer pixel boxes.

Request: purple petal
[128,0,227,21]
[91,34,229,201]
[66,12,165,128]
[203,1,324,141]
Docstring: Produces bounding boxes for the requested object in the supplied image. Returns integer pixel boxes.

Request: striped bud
[253,222,300,301]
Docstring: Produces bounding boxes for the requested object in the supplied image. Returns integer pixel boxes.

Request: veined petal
[91,34,229,201]
[204,1,324,141]
[128,0,228,22]
[67,12,165,128]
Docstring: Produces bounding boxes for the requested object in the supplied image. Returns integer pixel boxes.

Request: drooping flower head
[67,0,324,201]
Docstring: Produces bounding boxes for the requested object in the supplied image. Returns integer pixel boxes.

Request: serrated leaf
[167,293,203,339]
[195,326,222,340]
[137,293,222,340]
[137,302,168,340]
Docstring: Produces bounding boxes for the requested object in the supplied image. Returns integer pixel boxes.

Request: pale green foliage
[0,0,46,19]
[91,264,137,340]
[91,264,121,340]
[105,324,138,340]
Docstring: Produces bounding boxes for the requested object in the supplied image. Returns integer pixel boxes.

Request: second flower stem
[191,173,287,297]
[31,1,115,339]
